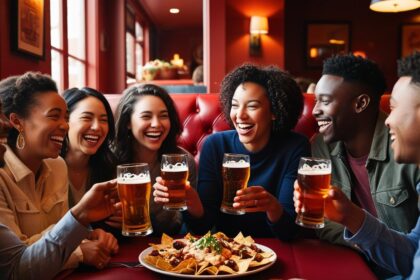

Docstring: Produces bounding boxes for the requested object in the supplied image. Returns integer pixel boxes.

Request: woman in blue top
[154,64,310,239]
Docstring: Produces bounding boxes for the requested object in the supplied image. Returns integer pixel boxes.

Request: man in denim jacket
[311,55,419,248]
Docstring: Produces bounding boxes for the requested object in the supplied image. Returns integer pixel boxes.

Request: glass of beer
[295,157,332,229]
[220,153,250,215]
[161,154,189,211]
[117,163,153,236]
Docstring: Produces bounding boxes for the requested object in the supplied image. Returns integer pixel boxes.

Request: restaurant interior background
[0,0,419,94]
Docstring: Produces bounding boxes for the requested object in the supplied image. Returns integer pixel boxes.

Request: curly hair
[322,54,387,104]
[61,87,117,188]
[114,84,182,164]
[0,72,58,147]
[398,51,420,86]
[219,64,303,134]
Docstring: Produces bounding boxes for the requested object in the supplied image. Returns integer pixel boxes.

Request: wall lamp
[370,0,420,12]
[249,16,269,56]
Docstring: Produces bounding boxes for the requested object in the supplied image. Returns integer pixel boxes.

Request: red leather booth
[104,93,391,162]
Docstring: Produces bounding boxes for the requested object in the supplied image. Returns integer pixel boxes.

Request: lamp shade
[370,0,420,12]
[250,16,269,34]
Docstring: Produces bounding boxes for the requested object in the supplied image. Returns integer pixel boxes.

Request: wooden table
[57,237,377,280]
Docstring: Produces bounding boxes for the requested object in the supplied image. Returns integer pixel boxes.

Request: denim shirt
[312,112,420,247]
[344,183,420,279]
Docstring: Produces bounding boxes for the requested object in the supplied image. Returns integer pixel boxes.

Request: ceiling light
[370,0,420,13]
[169,8,180,14]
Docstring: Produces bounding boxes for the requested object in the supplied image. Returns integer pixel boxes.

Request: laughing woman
[61,87,117,207]
[0,73,117,270]
[154,64,310,239]
[114,84,197,235]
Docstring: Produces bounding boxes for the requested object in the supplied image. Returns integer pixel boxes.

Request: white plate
[139,243,277,279]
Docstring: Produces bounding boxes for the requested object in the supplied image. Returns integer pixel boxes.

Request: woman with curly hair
[114,84,197,235]
[154,64,310,239]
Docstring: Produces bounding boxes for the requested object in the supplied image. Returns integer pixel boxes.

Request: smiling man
[311,54,420,249]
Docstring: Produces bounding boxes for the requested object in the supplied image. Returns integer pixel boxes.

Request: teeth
[84,135,99,140]
[145,132,162,138]
[237,123,253,129]
[317,121,331,127]
[50,136,64,142]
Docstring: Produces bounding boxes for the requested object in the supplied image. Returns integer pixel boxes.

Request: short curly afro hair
[220,64,303,134]
[398,51,420,86]
[322,54,387,104]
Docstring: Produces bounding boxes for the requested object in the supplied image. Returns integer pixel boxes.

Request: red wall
[225,0,285,73]
[285,0,420,90]
[0,0,51,78]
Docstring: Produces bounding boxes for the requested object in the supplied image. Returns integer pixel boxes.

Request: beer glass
[295,157,332,229]
[161,154,189,211]
[220,153,250,215]
[117,163,153,236]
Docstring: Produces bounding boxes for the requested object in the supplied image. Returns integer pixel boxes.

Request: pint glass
[161,154,189,211]
[117,163,153,236]
[220,153,250,215]
[295,157,331,229]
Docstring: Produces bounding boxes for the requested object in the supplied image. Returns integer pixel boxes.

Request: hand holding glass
[220,153,250,215]
[295,157,331,229]
[117,163,153,236]
[161,154,189,211]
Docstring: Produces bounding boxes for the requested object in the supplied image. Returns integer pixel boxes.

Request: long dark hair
[114,84,182,164]
[61,87,117,186]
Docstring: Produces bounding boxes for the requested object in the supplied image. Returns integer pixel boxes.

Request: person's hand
[71,179,120,227]
[89,228,119,254]
[104,213,122,229]
[293,181,365,233]
[79,240,111,270]
[233,186,283,223]
[153,177,204,218]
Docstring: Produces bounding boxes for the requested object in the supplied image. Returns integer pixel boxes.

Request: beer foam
[223,160,250,168]
[118,173,150,184]
[161,163,188,172]
[298,163,331,175]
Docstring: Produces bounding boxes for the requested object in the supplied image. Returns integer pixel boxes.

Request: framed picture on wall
[401,24,420,58]
[11,0,45,58]
[306,22,350,68]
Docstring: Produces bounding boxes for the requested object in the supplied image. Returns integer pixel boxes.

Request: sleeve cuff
[344,210,382,248]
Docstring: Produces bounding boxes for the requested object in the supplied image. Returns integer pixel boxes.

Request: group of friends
[0,51,418,279]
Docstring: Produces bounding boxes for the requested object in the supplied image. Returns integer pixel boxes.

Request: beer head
[222,160,250,169]
[117,173,151,184]
[161,162,188,172]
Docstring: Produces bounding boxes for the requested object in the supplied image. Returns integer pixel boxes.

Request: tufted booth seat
[104,93,391,163]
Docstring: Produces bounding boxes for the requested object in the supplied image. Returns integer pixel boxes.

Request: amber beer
[161,166,189,210]
[295,158,331,229]
[220,154,250,215]
[117,164,153,236]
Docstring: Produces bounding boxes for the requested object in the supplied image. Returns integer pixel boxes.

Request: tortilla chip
[234,232,245,244]
[172,258,196,273]
[200,265,218,275]
[155,258,173,271]
[260,252,274,258]
[218,265,237,274]
[243,236,255,246]
[196,261,210,275]
[237,258,253,273]
[161,233,173,246]
[213,232,229,240]
[249,258,273,267]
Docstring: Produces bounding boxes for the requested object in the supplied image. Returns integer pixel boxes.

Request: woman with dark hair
[0,73,117,270]
[114,84,196,235]
[61,87,117,206]
[154,64,310,240]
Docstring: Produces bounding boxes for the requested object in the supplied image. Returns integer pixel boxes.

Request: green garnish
[196,235,222,254]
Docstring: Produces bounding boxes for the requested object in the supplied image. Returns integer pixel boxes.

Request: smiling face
[230,82,275,152]
[67,96,109,157]
[129,95,170,154]
[15,91,69,160]
[313,75,359,144]
[385,77,420,165]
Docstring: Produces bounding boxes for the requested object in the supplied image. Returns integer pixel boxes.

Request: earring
[16,131,25,150]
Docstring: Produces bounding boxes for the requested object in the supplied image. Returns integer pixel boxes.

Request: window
[50,0,86,92]
[126,6,145,84]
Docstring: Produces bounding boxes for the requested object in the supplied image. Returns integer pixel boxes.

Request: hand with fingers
[233,186,283,223]
[89,228,119,254]
[81,228,119,270]
[153,176,204,218]
[293,180,365,234]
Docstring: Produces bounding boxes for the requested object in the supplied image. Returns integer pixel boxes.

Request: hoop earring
[16,131,25,150]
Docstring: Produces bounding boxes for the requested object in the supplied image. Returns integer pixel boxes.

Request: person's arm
[183,135,221,234]
[0,211,89,280]
[344,211,420,277]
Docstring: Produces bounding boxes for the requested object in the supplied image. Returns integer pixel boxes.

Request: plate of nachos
[139,232,277,278]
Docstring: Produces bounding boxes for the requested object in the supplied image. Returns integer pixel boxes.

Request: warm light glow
[171,53,184,67]
[309,48,318,58]
[353,51,367,58]
[370,0,420,12]
[329,39,345,45]
[250,16,269,34]
[169,8,180,14]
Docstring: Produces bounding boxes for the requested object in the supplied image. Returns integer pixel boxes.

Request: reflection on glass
[68,57,85,89]
[51,50,62,92]
[67,0,85,59]
[126,32,135,75]
[50,0,62,49]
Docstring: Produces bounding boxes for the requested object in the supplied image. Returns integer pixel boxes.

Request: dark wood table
[57,237,376,280]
